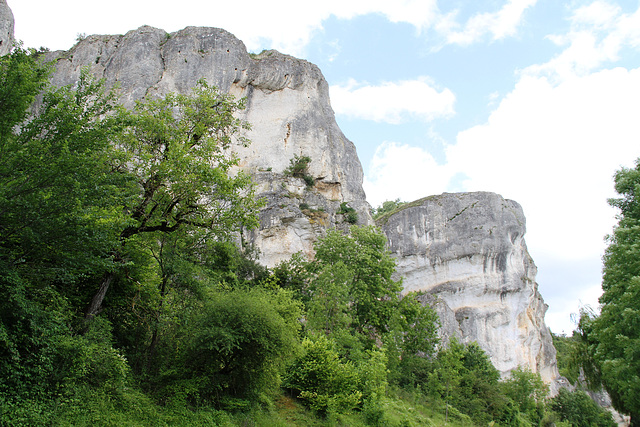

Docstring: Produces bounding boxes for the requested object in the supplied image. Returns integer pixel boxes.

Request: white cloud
[327,0,440,30]
[364,141,456,207]
[446,68,640,261]
[523,1,640,81]
[438,0,537,46]
[330,78,455,124]
[13,0,535,55]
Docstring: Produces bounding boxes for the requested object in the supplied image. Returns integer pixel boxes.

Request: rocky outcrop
[44,25,371,266]
[4,0,559,387]
[0,0,14,56]
[378,192,560,390]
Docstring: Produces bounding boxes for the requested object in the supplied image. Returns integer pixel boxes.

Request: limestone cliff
[3,0,561,387]
[43,25,371,266]
[378,192,560,389]
[0,0,14,56]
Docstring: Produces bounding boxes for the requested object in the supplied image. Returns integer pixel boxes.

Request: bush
[550,388,616,427]
[284,154,312,178]
[339,202,358,224]
[284,154,314,187]
[284,335,363,416]
[53,317,129,394]
[155,287,302,406]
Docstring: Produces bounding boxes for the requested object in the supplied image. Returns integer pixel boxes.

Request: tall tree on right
[579,158,640,425]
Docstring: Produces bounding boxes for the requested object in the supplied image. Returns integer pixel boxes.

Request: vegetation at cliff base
[575,157,640,426]
[0,46,620,426]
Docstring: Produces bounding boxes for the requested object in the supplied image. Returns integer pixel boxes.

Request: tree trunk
[85,272,115,319]
[147,274,169,368]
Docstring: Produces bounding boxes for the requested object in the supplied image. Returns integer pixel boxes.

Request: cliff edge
[378,192,560,390]
[0,0,14,56]
[2,0,561,388]
[44,25,372,266]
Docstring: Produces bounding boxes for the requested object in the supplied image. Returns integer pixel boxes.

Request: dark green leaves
[578,157,640,422]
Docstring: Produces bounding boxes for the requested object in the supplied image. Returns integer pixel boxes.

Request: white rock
[379,192,560,390]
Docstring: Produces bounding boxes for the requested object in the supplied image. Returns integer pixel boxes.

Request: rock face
[378,192,559,389]
[0,0,14,56]
[44,25,371,266]
[4,0,559,387]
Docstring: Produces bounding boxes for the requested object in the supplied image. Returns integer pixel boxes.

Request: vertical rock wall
[3,0,561,388]
[0,0,14,56]
[43,25,372,267]
[378,192,560,389]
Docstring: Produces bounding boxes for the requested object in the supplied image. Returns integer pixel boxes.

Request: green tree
[85,79,261,318]
[0,54,136,419]
[501,366,548,424]
[311,226,402,339]
[284,334,363,417]
[578,158,640,425]
[139,286,301,407]
[0,46,49,142]
[550,388,616,427]
[391,292,440,358]
[552,332,581,385]
[1,68,129,289]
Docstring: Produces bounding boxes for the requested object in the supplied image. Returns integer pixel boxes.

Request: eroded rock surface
[0,0,14,56]
[379,192,560,389]
[44,26,371,266]
[11,7,561,389]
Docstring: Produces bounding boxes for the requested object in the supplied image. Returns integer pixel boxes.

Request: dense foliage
[577,158,640,425]
[0,46,619,426]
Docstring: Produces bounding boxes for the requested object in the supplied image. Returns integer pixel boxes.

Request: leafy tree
[284,335,363,417]
[500,366,548,424]
[305,261,354,335]
[0,59,138,415]
[0,46,50,142]
[391,292,440,358]
[85,79,261,318]
[153,287,302,406]
[310,226,402,339]
[1,68,129,289]
[578,158,640,424]
[551,332,581,385]
[432,338,465,424]
[551,388,616,427]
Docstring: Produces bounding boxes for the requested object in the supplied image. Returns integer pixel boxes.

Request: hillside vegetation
[0,48,617,426]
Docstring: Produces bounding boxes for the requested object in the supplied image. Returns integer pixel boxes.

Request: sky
[9,0,640,334]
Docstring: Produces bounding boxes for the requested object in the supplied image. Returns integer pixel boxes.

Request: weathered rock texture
[378,192,560,389]
[3,0,560,388]
[0,0,14,56]
[44,25,371,266]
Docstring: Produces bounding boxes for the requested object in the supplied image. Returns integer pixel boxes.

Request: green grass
[374,195,439,226]
[4,386,484,427]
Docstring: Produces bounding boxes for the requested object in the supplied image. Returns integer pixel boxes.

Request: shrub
[284,335,363,416]
[339,202,358,224]
[157,287,302,406]
[284,155,315,188]
[284,155,312,178]
[550,388,616,427]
